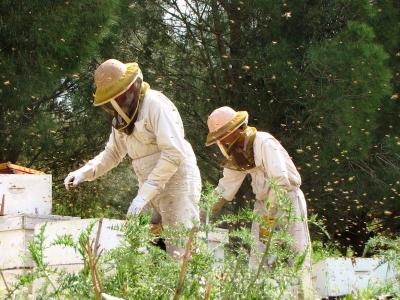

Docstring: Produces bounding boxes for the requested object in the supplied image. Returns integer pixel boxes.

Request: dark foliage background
[1,0,399,256]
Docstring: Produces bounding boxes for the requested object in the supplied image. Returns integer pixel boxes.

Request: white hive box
[31,218,125,294]
[0,162,52,215]
[199,228,229,262]
[35,218,125,266]
[312,257,399,298]
[0,214,80,269]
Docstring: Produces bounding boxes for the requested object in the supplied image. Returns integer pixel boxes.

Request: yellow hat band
[206,111,248,146]
[94,63,139,106]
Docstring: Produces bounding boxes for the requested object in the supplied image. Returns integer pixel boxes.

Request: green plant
[7,182,336,299]
[311,240,342,264]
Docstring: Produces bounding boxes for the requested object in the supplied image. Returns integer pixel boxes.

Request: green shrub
[7,181,397,299]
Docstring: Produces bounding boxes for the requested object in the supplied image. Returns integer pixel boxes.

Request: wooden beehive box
[35,218,125,266]
[0,162,52,215]
[198,228,229,263]
[312,257,399,298]
[0,214,81,269]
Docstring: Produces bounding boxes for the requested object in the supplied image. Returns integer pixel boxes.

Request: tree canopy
[1,0,399,256]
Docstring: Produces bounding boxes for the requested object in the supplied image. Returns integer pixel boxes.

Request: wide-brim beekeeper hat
[93,59,143,133]
[94,59,142,105]
[206,106,248,146]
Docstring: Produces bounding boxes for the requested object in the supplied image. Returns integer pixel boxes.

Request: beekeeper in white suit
[205,106,313,299]
[64,58,202,257]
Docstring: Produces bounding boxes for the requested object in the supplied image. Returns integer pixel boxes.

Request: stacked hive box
[0,215,80,295]
[1,162,399,299]
[0,163,229,298]
[313,257,399,298]
[0,163,80,298]
[0,164,126,297]
[31,217,125,294]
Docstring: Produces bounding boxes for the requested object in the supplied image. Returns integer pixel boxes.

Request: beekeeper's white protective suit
[205,106,313,298]
[215,132,311,270]
[64,59,201,257]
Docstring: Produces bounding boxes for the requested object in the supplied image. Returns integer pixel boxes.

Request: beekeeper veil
[206,106,249,157]
[93,59,149,134]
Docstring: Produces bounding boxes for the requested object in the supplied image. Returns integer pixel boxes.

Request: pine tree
[128,0,399,254]
[0,0,120,163]
[3,0,399,253]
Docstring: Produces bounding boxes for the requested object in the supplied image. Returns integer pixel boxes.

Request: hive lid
[0,162,45,174]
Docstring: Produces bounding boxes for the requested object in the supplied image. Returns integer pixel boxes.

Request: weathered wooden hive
[0,162,51,215]
[313,257,398,298]
[0,162,228,298]
[0,162,79,297]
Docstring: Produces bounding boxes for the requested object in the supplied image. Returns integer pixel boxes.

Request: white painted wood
[35,218,125,266]
[0,214,80,269]
[31,263,85,294]
[312,257,398,297]
[0,174,52,215]
[198,228,229,262]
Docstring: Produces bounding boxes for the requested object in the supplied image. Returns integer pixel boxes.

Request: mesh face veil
[206,106,248,146]
[93,59,145,134]
[99,75,142,132]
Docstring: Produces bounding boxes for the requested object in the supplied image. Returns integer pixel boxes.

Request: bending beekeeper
[205,106,313,298]
[64,59,202,257]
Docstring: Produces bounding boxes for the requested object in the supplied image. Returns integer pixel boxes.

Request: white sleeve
[146,93,188,188]
[216,168,247,201]
[84,128,128,181]
[261,137,301,190]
